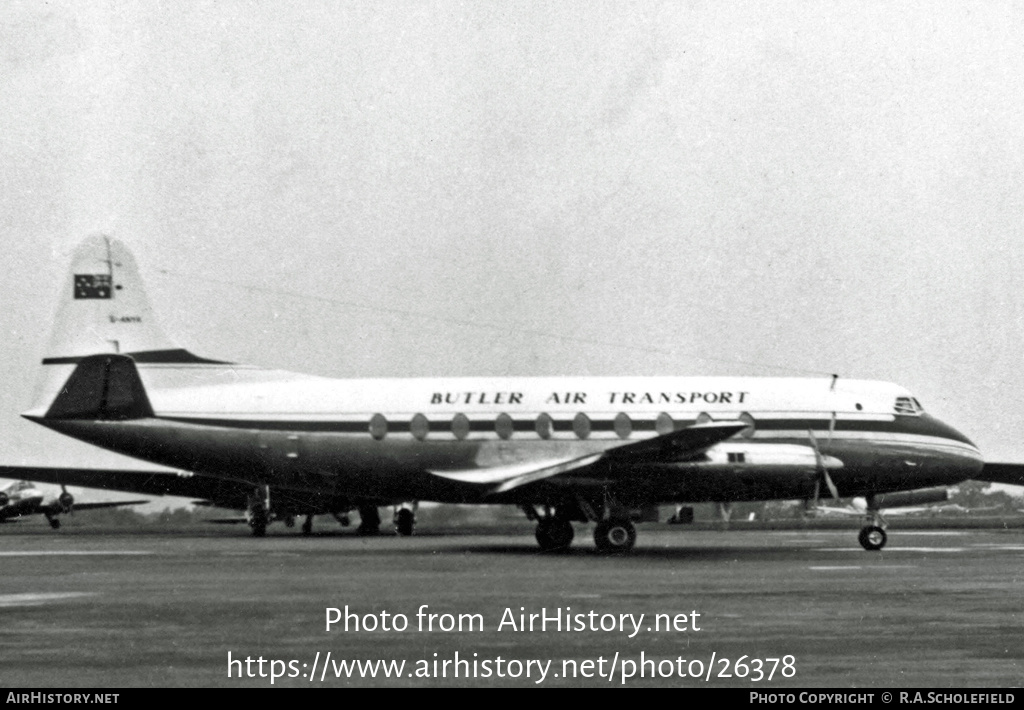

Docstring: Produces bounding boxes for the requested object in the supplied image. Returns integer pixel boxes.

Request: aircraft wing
[975,463,1024,486]
[428,420,748,494]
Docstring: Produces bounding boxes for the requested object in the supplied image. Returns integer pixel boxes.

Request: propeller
[58,485,75,514]
[807,429,839,502]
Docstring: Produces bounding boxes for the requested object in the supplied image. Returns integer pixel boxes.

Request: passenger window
[451,413,470,440]
[535,413,553,439]
[655,412,674,435]
[495,413,514,440]
[411,413,429,440]
[369,413,388,440]
[573,412,591,439]
[614,412,632,439]
[739,412,755,438]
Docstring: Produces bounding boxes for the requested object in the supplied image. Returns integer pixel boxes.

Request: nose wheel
[858,525,887,551]
[858,497,888,550]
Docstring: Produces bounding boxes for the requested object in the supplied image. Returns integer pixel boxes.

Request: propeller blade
[808,430,839,500]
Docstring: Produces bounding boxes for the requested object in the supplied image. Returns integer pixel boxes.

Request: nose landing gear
[858,497,888,551]
[858,525,887,551]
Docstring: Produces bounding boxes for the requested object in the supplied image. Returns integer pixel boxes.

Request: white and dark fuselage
[21,236,986,550]
[27,357,983,507]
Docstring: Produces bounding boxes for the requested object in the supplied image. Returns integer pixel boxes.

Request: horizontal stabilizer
[42,354,153,420]
[975,463,1024,486]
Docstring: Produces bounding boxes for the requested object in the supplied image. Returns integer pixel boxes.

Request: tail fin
[42,234,176,362]
[27,235,225,417]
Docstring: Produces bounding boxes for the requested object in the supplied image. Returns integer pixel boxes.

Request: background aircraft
[0,479,145,529]
[0,465,393,536]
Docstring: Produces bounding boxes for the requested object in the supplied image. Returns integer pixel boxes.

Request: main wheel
[535,519,574,551]
[858,525,887,551]
[593,518,636,553]
[395,508,415,537]
[249,507,269,537]
[48,518,61,530]
[357,506,381,535]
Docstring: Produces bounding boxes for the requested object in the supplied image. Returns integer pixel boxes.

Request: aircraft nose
[921,414,984,477]
[922,413,979,451]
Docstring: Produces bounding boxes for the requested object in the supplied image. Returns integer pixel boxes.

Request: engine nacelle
[872,487,948,509]
[0,492,9,507]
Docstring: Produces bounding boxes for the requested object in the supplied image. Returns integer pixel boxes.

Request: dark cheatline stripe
[756,415,975,446]
[155,413,974,446]
[43,349,232,365]
[160,417,369,433]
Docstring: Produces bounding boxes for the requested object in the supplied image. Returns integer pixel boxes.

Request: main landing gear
[357,505,381,535]
[522,504,576,552]
[593,518,636,553]
[524,499,638,553]
[247,485,271,537]
[393,502,418,536]
[535,517,574,551]
[858,498,888,551]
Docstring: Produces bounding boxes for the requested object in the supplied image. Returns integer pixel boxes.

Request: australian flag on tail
[74,274,112,299]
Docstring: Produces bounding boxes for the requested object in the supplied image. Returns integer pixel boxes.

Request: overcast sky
[2,2,1024,497]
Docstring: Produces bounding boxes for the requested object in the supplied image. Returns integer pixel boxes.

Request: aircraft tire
[593,518,636,553]
[250,508,269,537]
[48,518,61,530]
[858,525,886,551]
[535,519,574,551]
[395,509,415,536]
[301,516,313,536]
[357,505,381,535]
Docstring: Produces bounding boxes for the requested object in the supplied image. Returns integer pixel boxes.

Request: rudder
[42,234,177,362]
[27,235,226,418]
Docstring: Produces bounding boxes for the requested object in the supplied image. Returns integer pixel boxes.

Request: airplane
[0,466,395,536]
[0,479,145,529]
[12,235,1024,552]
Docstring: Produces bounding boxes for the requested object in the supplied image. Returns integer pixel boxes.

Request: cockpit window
[894,396,923,415]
